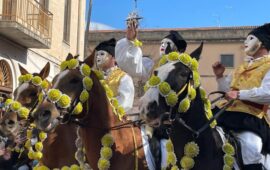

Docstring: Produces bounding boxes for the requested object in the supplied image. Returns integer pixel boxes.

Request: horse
[33,53,149,170]
[139,54,227,170]
[0,63,78,169]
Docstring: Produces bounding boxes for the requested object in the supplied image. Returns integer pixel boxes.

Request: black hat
[95,38,116,57]
[249,23,270,50]
[164,30,187,53]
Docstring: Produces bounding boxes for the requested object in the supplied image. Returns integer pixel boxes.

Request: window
[220,54,234,68]
[63,0,71,43]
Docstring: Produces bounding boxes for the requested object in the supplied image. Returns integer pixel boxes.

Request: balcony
[0,0,53,48]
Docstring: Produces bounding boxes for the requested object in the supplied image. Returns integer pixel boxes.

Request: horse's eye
[153,71,158,76]
[29,92,36,97]
[6,120,15,125]
[70,78,80,84]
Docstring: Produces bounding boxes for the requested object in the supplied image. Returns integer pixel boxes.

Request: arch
[0,60,13,98]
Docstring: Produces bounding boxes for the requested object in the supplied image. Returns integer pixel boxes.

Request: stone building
[0,0,85,97]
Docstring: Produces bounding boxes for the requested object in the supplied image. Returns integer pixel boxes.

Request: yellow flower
[26,130,32,139]
[117,106,125,117]
[79,90,89,103]
[57,94,71,108]
[18,107,30,119]
[100,146,113,159]
[98,158,110,170]
[148,75,161,87]
[180,156,195,169]
[158,82,171,96]
[80,63,91,77]
[32,76,42,86]
[39,132,47,141]
[40,80,49,90]
[184,141,200,158]
[168,52,179,61]
[167,152,177,165]
[166,139,174,152]
[190,58,199,71]
[35,142,43,151]
[111,98,119,108]
[101,133,114,147]
[93,69,104,80]
[223,165,232,170]
[222,142,235,156]
[171,165,179,170]
[105,88,114,98]
[72,102,83,115]
[18,75,25,84]
[70,164,80,170]
[28,150,35,159]
[34,151,43,160]
[60,61,69,71]
[179,53,191,65]
[193,71,200,88]
[83,77,93,91]
[199,87,206,99]
[48,89,62,102]
[178,98,190,113]
[10,101,21,111]
[158,55,168,66]
[165,92,178,106]
[188,86,196,100]
[61,166,69,170]
[24,140,31,149]
[144,84,150,92]
[133,39,143,47]
[4,98,13,106]
[68,59,79,69]
[223,154,234,167]
[24,74,33,82]
[38,93,44,104]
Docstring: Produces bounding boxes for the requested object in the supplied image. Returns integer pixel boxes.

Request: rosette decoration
[222,141,235,170]
[98,133,114,170]
[18,74,49,90]
[4,99,30,119]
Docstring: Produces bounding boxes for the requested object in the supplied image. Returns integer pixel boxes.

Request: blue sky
[87,0,270,29]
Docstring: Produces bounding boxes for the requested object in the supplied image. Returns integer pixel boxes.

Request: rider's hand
[225,90,239,100]
[212,61,225,79]
[126,20,137,41]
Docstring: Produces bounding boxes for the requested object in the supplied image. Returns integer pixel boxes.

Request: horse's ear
[74,54,80,59]
[66,53,73,61]
[18,64,29,75]
[39,62,50,79]
[190,42,204,61]
[84,50,95,67]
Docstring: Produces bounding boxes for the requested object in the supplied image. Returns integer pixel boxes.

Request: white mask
[95,50,109,69]
[244,35,262,56]
[160,38,175,56]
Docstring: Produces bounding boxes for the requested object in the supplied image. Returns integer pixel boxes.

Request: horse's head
[33,53,96,132]
[140,51,202,127]
[13,62,50,108]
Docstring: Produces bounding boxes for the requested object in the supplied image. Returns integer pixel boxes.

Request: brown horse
[0,63,78,168]
[33,54,149,170]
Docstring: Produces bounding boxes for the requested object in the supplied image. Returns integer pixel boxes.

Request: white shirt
[217,56,270,105]
[115,38,154,82]
[104,66,135,113]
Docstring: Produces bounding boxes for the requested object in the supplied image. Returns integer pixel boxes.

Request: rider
[212,23,270,170]
[116,22,189,169]
[95,38,135,116]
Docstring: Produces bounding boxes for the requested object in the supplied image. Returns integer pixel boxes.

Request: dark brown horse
[33,54,148,170]
[0,63,78,168]
[140,60,225,170]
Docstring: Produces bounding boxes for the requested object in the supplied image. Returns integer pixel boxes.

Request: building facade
[0,0,85,98]
[88,26,255,108]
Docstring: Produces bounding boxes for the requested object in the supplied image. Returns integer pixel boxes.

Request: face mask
[95,50,109,69]
[160,38,175,56]
[244,35,262,56]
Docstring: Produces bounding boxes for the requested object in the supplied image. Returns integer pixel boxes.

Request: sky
[87,0,270,30]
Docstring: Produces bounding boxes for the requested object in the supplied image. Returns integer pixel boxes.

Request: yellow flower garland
[4,99,30,119]
[98,133,114,170]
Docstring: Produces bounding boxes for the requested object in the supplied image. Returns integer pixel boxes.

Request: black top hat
[95,38,116,57]
[164,30,187,53]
